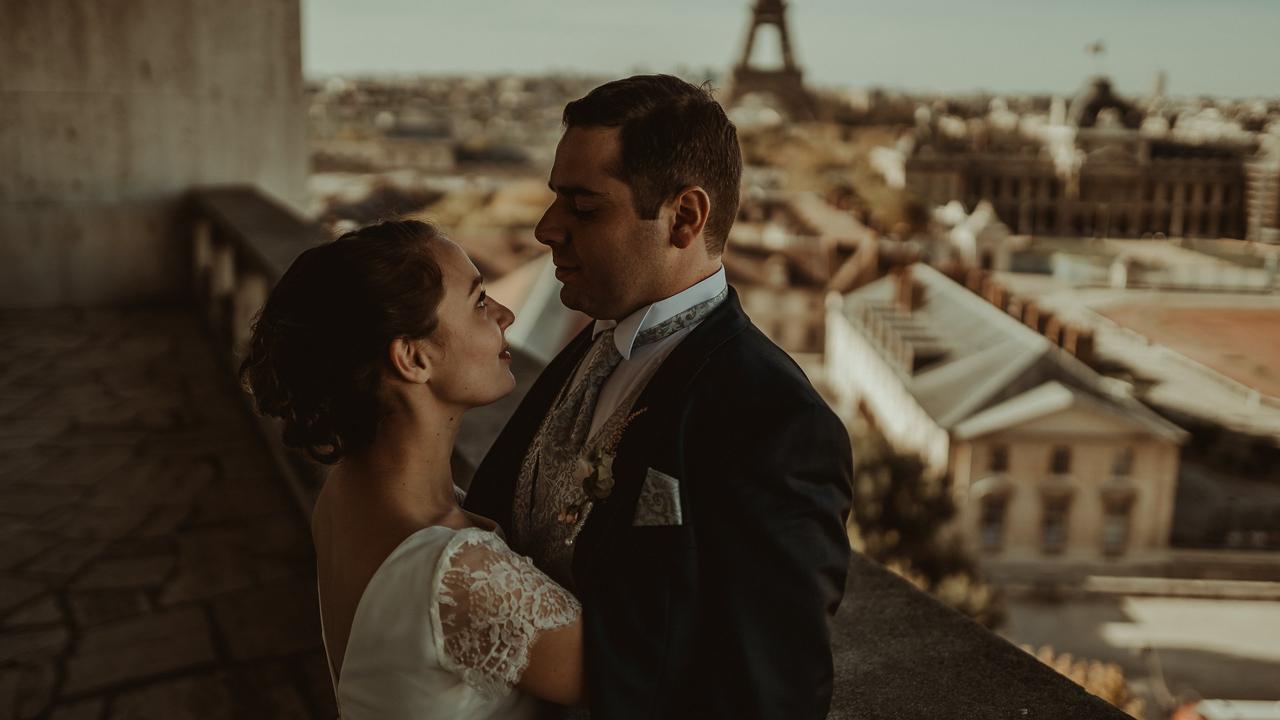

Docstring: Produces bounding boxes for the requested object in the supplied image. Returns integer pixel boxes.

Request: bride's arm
[518,614,584,706]
[433,530,585,707]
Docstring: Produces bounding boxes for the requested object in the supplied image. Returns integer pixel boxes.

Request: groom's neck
[602,260,723,322]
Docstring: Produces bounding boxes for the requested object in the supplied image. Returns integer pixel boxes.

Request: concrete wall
[0,0,307,307]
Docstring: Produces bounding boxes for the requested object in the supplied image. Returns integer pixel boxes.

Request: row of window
[979,493,1133,556]
[967,174,1240,206]
[988,444,1134,477]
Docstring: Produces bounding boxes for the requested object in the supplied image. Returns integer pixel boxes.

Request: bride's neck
[341,399,462,518]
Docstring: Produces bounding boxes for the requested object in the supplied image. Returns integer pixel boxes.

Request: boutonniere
[558,406,649,545]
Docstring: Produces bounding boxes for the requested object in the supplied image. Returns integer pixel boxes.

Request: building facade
[825,264,1186,566]
[906,78,1263,243]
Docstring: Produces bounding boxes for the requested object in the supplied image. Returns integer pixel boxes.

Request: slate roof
[841,263,1186,442]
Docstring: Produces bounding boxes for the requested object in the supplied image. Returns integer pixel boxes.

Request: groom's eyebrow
[549,182,606,198]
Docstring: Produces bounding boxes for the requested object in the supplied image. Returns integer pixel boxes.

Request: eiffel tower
[725,0,817,120]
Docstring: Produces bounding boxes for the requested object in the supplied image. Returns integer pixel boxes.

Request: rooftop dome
[1067,76,1143,129]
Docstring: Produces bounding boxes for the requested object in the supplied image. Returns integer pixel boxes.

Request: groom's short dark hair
[563,74,742,255]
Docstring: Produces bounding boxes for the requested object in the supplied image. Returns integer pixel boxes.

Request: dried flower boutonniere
[559,406,649,545]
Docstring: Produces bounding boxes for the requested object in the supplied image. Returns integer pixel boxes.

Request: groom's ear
[388,337,432,384]
[669,186,710,250]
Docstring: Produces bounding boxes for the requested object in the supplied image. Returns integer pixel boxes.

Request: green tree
[1026,645,1145,719]
[848,428,1006,629]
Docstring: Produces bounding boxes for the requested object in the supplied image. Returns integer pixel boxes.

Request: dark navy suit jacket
[465,287,853,719]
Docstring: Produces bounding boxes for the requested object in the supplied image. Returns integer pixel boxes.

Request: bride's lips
[499,344,512,361]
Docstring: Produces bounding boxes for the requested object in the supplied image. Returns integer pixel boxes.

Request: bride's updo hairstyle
[239,219,445,464]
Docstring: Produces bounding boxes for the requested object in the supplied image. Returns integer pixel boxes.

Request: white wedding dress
[319,525,582,719]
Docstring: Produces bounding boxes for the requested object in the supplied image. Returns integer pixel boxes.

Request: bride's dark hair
[239,219,445,464]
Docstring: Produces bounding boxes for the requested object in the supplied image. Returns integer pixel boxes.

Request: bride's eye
[476,291,488,310]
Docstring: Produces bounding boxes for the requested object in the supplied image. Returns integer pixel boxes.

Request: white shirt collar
[591,265,728,360]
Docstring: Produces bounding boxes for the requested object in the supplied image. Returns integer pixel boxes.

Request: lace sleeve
[430,529,581,700]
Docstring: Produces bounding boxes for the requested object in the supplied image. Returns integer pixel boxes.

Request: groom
[465,75,852,719]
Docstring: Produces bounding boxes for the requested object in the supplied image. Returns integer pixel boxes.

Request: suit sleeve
[680,397,853,720]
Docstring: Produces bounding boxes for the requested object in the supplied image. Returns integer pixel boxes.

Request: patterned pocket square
[633,468,683,526]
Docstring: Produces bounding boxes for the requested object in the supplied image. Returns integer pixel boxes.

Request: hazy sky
[303,0,1280,98]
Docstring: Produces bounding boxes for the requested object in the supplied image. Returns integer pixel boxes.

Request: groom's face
[536,126,669,321]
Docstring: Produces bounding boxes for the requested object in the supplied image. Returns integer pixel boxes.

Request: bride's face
[423,238,517,408]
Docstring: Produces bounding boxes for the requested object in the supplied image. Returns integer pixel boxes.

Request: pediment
[953,381,1180,442]
[1007,405,1151,438]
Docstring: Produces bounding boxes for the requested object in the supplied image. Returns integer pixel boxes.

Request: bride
[240,219,583,718]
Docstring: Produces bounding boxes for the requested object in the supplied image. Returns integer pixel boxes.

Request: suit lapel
[571,288,751,577]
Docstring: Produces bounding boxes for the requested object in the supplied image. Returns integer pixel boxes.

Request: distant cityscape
[301,2,1280,718]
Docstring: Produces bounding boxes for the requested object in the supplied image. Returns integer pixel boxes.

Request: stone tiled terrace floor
[0,308,336,719]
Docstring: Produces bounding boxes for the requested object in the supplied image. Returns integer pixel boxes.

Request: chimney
[965,268,986,293]
[1077,331,1096,366]
[1022,301,1042,331]
[894,265,926,313]
[1043,314,1064,345]
[983,280,1007,310]
[1062,324,1080,353]
[1063,326,1096,366]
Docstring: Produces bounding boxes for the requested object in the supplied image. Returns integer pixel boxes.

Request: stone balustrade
[189,186,331,507]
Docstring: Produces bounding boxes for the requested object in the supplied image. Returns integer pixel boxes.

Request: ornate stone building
[906,77,1265,242]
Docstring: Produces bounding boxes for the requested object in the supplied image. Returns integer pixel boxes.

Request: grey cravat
[512,286,728,578]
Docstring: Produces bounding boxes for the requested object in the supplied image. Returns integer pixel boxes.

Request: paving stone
[38,430,151,449]
[212,578,322,662]
[0,515,40,536]
[68,590,151,628]
[24,541,108,581]
[2,309,327,713]
[0,531,57,571]
[161,520,310,606]
[0,485,78,517]
[133,503,194,538]
[108,665,311,720]
[0,671,16,717]
[4,595,63,627]
[238,662,322,719]
[0,416,69,442]
[10,661,56,720]
[74,554,174,590]
[20,383,116,420]
[85,459,214,517]
[49,697,105,720]
[159,544,257,606]
[0,386,42,420]
[63,607,216,695]
[298,651,339,717]
[0,450,45,484]
[44,505,150,541]
[0,670,16,720]
[0,626,69,663]
[0,575,45,614]
[0,436,46,453]
[185,475,294,526]
[140,429,257,459]
[25,446,139,489]
[101,536,173,558]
